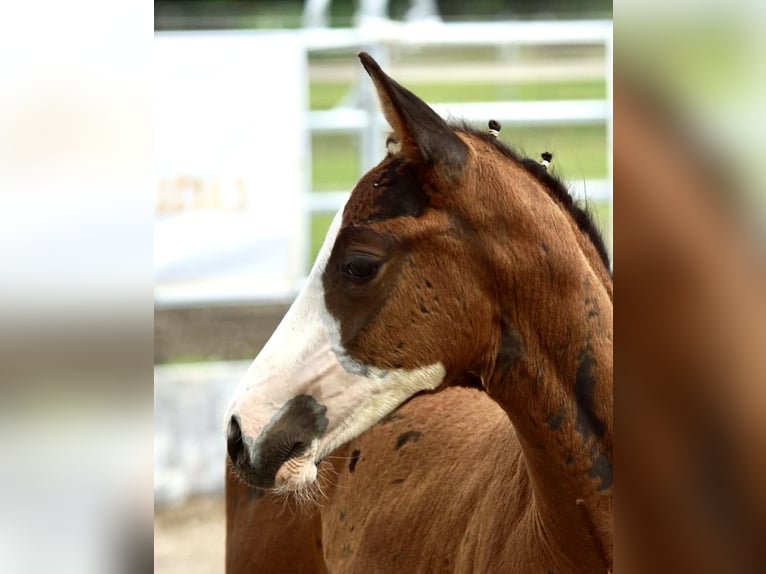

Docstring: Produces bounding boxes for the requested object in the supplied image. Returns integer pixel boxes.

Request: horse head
[226,53,612,497]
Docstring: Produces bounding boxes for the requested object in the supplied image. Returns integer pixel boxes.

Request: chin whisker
[318,459,344,490]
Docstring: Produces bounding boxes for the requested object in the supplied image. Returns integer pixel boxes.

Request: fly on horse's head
[225,51,613,546]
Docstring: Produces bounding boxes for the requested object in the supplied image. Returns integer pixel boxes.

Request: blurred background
[153,1,612,572]
[2,0,763,571]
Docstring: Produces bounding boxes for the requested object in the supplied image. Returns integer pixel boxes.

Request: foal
[226,53,612,572]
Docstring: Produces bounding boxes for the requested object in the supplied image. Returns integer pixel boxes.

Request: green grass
[497,125,607,178]
[311,134,360,191]
[311,125,607,192]
[308,45,605,66]
[310,80,606,110]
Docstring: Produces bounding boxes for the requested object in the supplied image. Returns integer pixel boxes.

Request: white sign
[154,32,308,305]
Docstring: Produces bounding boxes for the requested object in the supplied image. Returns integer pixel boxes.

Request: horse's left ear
[359,52,467,180]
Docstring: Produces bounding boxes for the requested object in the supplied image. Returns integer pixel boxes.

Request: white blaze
[226,200,446,489]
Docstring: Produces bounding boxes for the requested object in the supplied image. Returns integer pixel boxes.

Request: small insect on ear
[539,151,553,169]
[488,119,501,138]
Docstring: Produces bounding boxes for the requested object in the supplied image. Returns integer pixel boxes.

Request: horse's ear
[358,52,467,179]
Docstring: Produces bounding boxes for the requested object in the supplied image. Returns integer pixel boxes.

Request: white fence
[302,19,613,207]
[154,20,612,307]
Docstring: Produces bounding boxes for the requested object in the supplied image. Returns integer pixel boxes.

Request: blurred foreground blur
[0,2,153,573]
[615,0,766,570]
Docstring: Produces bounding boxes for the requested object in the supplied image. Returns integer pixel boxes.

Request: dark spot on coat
[395,430,422,450]
[565,453,575,465]
[391,478,406,485]
[425,279,433,289]
[546,407,566,431]
[419,303,429,314]
[316,537,322,549]
[339,510,345,522]
[587,452,613,491]
[585,294,600,318]
[349,449,361,473]
[368,159,431,223]
[494,316,525,380]
[574,347,605,442]
[396,341,404,349]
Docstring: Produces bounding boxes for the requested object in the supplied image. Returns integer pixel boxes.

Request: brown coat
[229,385,607,573]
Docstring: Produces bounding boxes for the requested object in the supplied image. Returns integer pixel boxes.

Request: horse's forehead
[341,157,432,227]
[339,132,508,227]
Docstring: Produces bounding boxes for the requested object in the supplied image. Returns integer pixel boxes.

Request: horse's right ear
[358,52,467,180]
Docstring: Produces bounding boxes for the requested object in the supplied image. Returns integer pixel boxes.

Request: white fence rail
[299,20,612,49]
[310,100,609,132]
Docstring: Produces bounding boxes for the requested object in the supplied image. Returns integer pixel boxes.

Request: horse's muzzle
[226,395,329,488]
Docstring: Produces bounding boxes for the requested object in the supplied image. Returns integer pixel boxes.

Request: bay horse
[226,52,612,572]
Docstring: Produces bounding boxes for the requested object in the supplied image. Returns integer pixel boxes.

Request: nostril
[227,415,243,463]
[286,441,306,460]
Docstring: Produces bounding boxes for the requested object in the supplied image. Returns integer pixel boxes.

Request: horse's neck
[485,253,613,568]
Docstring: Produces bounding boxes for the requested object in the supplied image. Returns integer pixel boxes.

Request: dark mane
[455,123,612,273]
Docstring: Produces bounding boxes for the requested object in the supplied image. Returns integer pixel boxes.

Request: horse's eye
[341,254,380,282]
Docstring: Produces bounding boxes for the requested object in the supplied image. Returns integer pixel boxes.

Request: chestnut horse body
[228,386,555,572]
[226,53,613,573]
